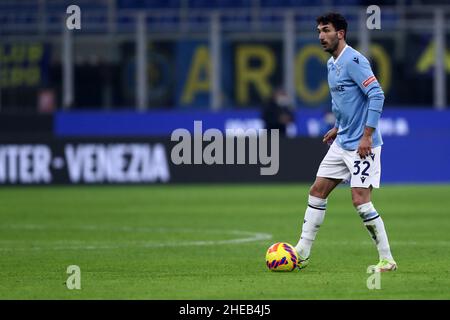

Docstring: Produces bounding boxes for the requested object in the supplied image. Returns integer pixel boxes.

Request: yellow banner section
[180,43,395,106]
[0,43,46,88]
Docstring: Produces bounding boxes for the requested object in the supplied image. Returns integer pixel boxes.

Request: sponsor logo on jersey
[330,85,345,92]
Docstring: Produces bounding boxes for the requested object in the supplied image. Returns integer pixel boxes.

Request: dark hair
[316,12,348,39]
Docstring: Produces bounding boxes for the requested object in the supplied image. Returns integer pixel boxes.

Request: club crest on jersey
[335,64,342,76]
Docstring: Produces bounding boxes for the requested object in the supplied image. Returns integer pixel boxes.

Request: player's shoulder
[343,46,370,67]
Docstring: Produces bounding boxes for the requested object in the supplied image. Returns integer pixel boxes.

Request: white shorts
[316,142,382,188]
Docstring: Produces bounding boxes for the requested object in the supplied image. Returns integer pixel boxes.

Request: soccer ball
[265,242,298,272]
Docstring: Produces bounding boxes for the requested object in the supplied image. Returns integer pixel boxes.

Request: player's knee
[352,198,364,208]
[352,193,370,208]
[351,186,372,207]
[309,183,327,199]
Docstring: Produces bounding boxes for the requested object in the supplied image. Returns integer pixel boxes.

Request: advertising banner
[0,137,328,185]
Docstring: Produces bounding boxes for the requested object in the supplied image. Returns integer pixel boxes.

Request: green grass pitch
[0,184,449,299]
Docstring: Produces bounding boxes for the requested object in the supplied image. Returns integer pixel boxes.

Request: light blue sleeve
[347,56,385,129]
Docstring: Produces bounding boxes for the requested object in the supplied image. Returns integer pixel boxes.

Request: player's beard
[324,36,339,55]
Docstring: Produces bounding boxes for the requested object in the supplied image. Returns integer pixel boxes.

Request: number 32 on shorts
[353,160,370,176]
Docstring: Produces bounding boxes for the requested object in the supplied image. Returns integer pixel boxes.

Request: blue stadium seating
[261,0,321,7]
[188,0,251,9]
[117,0,182,9]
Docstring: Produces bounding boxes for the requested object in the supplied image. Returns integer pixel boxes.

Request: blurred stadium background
[0,0,449,185]
[0,0,450,300]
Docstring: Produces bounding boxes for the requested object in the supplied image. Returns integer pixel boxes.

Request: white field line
[0,224,449,251]
[0,224,273,251]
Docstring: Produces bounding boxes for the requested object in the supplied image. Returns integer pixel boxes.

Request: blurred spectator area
[0,0,448,113]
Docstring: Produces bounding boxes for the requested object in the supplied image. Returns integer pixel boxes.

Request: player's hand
[358,135,372,159]
[323,127,338,145]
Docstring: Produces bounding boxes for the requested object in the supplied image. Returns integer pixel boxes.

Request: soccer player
[294,13,397,272]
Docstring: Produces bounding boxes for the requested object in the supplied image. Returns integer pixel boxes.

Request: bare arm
[323,127,338,145]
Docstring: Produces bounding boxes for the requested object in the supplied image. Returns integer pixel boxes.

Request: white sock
[357,202,394,261]
[295,195,327,259]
